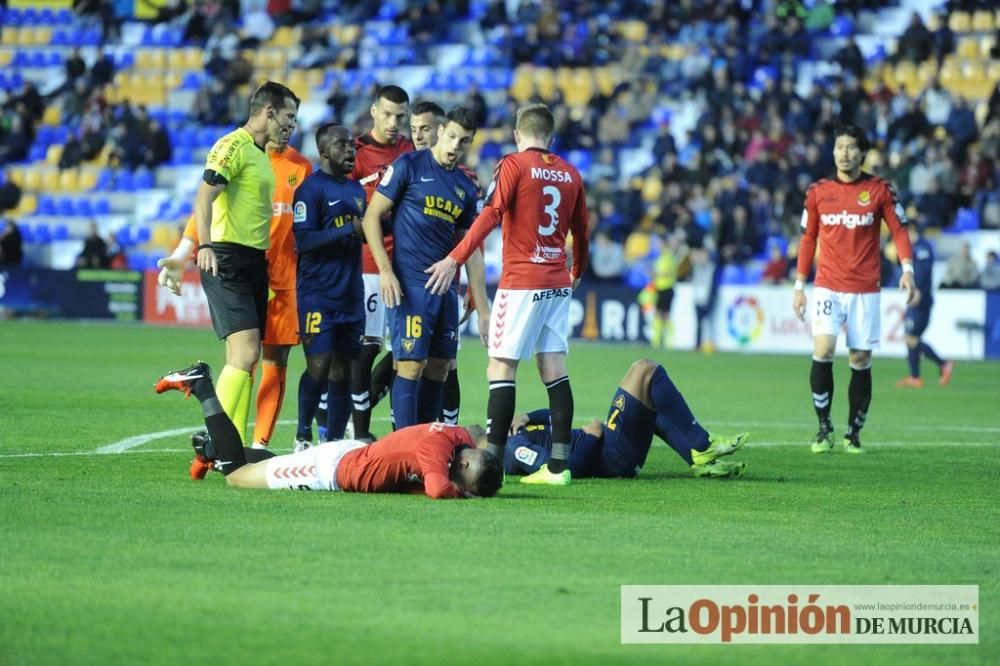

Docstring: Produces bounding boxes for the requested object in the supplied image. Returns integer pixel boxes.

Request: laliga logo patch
[401,338,416,352]
[514,446,538,466]
[293,201,307,223]
[857,190,871,206]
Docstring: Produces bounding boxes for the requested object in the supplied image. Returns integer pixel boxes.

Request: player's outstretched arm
[463,245,491,346]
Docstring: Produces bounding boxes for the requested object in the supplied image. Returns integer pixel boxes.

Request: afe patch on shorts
[514,446,538,466]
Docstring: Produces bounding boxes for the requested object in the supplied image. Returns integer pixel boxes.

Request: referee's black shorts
[200,242,268,340]
[656,287,675,314]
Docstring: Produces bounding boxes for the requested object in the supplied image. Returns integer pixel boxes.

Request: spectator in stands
[0,172,22,212]
[833,36,866,80]
[77,223,111,269]
[718,205,757,266]
[761,242,789,285]
[981,251,1000,291]
[941,242,980,289]
[945,97,978,162]
[918,177,955,229]
[929,11,954,66]
[923,79,952,127]
[240,1,275,47]
[297,25,339,69]
[589,230,625,282]
[895,11,933,63]
[65,48,87,84]
[145,119,172,168]
[89,50,115,90]
[0,221,23,268]
[889,98,932,150]
[0,110,31,164]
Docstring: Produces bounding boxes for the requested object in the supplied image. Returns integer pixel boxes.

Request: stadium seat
[33,224,52,244]
[45,144,62,165]
[948,11,971,33]
[52,224,69,241]
[38,194,58,215]
[58,170,79,192]
[40,170,59,192]
[94,198,112,216]
[972,10,993,32]
[13,192,37,216]
[76,199,94,217]
[956,37,979,58]
[78,170,98,191]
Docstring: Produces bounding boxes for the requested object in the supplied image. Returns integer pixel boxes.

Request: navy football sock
[417,377,445,424]
[296,371,323,440]
[907,347,921,378]
[918,341,944,367]
[370,352,394,408]
[392,375,420,429]
[654,414,696,465]
[649,366,709,451]
[325,379,351,440]
[351,345,381,438]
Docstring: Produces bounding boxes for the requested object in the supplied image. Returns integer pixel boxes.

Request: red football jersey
[797,173,912,293]
[450,148,590,290]
[334,423,474,499]
[352,132,415,274]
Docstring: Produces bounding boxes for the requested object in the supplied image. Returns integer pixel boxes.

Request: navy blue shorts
[598,388,655,478]
[390,280,458,361]
[298,305,362,358]
[904,306,931,338]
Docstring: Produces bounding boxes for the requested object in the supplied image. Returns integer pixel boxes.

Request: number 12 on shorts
[305,312,322,334]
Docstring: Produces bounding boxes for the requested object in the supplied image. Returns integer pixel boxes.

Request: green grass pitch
[1,320,997,665]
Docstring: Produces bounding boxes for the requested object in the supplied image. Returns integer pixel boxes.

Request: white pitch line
[709,420,1000,434]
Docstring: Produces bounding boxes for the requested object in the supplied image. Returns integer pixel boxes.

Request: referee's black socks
[485,380,515,459]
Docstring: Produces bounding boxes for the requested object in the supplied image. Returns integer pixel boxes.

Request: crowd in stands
[1,0,998,294]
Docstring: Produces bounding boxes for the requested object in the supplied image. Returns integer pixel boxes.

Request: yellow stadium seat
[988,61,1000,81]
[981,35,996,58]
[42,105,61,125]
[45,144,63,165]
[33,26,52,45]
[0,50,10,67]
[167,49,189,71]
[286,70,308,92]
[2,27,17,44]
[948,11,971,32]
[136,48,165,70]
[956,37,979,58]
[163,71,183,89]
[40,170,59,191]
[623,231,651,263]
[23,169,42,190]
[510,67,535,102]
[339,24,361,44]
[184,48,204,70]
[78,170,98,192]
[14,192,37,216]
[151,223,177,249]
[7,167,26,187]
[270,26,300,47]
[939,60,961,84]
[58,170,79,192]
[595,66,618,96]
[972,9,993,32]
[619,20,647,42]
[534,67,555,100]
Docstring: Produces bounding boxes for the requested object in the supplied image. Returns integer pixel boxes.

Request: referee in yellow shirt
[651,238,678,350]
[194,81,300,443]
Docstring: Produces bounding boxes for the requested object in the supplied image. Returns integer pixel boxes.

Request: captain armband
[202,169,229,186]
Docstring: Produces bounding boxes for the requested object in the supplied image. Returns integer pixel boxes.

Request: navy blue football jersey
[376,149,478,282]
[293,171,367,314]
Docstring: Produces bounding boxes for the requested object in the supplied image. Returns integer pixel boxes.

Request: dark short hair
[445,106,478,132]
[833,124,870,152]
[411,100,445,119]
[314,122,347,155]
[249,81,300,115]
[375,84,409,106]
[469,450,503,498]
[516,103,555,140]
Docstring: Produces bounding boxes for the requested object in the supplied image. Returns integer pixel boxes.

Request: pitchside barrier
[0,267,994,360]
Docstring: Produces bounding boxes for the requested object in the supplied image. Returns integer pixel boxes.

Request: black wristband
[197,244,213,252]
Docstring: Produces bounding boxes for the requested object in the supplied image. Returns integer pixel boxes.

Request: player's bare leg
[809,334,837,453]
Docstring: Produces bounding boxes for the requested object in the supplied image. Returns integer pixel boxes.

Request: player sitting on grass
[504,359,749,481]
[155,362,502,499]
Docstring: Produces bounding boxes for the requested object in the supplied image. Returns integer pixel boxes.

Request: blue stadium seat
[169,147,193,165]
[135,226,152,244]
[57,198,75,216]
[28,145,46,162]
[4,8,21,26]
[566,150,592,176]
[116,171,136,191]
[38,196,57,216]
[33,224,52,243]
[52,224,69,241]
[117,52,135,69]
[94,198,111,216]
[76,199,94,217]
[23,8,40,25]
[12,51,29,67]
[181,71,202,89]
[949,208,980,232]
[51,29,69,46]
[829,15,854,37]
[47,51,62,66]
[28,51,47,68]
[721,264,745,284]
[17,224,32,243]
[127,254,147,271]
[116,226,131,247]
[134,171,154,189]
[55,9,73,25]
[94,170,114,191]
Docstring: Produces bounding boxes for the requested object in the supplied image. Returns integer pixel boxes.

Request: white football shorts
[362,273,387,342]
[264,440,368,491]
[810,286,881,350]
[489,287,572,360]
